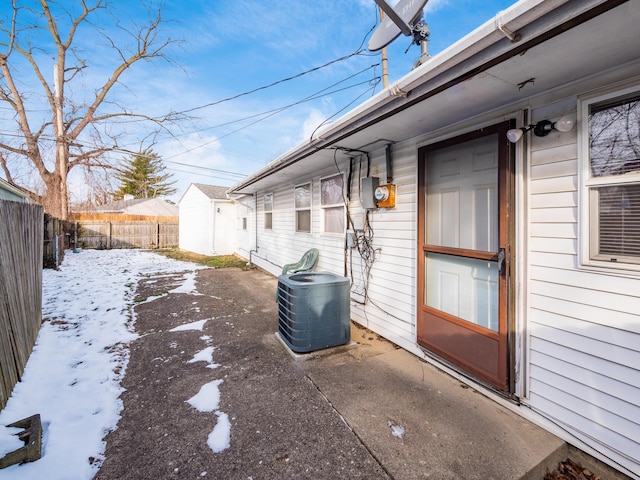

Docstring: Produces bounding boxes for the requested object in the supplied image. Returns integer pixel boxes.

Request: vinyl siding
[236,143,419,349]
[348,141,418,347]
[234,200,254,261]
[526,103,640,476]
[241,168,348,277]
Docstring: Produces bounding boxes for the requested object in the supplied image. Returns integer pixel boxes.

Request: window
[321,174,345,233]
[583,87,640,265]
[294,183,311,233]
[264,193,273,230]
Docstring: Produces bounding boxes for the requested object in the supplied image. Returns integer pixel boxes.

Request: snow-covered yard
[0,249,227,479]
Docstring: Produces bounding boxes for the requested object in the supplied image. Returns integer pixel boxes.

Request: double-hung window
[264,193,273,230]
[321,174,345,234]
[294,183,311,233]
[582,86,640,266]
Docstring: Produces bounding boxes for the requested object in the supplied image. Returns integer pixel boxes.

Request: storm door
[417,122,512,391]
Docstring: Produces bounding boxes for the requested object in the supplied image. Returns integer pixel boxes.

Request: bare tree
[0,0,182,219]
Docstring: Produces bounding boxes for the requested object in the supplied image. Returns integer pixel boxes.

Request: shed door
[417,122,512,391]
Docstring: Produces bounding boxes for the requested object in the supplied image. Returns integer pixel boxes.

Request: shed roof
[192,184,230,200]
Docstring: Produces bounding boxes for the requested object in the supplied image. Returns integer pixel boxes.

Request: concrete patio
[94,267,625,480]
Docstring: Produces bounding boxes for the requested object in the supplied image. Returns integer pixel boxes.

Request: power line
[146,68,381,161]
[164,166,240,182]
[164,159,244,178]
[159,67,379,139]
[174,49,378,116]
[1,38,383,170]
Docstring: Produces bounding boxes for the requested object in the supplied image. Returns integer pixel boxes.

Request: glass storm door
[417,123,511,391]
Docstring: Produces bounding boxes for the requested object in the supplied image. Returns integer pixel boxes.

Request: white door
[425,134,499,331]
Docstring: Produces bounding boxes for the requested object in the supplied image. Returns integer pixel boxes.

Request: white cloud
[300,108,331,143]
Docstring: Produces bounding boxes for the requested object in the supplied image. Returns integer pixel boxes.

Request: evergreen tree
[115,149,176,199]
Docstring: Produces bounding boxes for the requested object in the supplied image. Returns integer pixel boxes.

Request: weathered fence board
[0,200,43,410]
[71,218,178,249]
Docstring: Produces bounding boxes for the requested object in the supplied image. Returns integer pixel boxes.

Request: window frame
[294,182,312,233]
[579,82,640,271]
[320,173,345,234]
[263,193,273,230]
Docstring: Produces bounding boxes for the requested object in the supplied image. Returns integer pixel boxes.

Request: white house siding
[241,165,349,277]
[179,186,212,255]
[234,199,256,263]
[526,97,640,477]
[347,141,418,352]
[235,141,420,354]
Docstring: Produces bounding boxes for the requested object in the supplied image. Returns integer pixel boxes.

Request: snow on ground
[0,249,230,479]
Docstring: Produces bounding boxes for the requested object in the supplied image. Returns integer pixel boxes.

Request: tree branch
[69,8,178,140]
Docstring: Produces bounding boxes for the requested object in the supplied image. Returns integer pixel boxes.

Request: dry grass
[155,249,249,269]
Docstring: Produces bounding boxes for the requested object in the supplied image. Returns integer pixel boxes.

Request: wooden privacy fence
[0,200,43,410]
[69,214,178,249]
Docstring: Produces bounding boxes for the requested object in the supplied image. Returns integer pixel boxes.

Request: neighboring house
[70,197,179,250]
[178,183,235,256]
[228,1,640,478]
[77,196,178,217]
[0,177,29,202]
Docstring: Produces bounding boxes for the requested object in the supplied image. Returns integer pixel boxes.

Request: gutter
[229,0,627,194]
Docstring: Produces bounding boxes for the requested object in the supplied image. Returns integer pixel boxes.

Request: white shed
[229,1,640,478]
[178,183,235,256]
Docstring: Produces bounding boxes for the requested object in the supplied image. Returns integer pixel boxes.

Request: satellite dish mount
[368,0,430,52]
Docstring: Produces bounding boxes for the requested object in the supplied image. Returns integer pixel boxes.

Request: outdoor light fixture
[507,115,575,143]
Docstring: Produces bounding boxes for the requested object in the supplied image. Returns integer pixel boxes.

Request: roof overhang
[229,0,637,195]
[0,177,29,200]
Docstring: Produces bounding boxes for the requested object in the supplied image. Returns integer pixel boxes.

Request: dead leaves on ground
[544,458,601,480]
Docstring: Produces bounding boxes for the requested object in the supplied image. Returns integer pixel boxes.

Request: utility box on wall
[361,177,379,209]
[277,272,350,353]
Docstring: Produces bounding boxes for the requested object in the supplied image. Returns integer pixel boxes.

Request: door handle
[497,248,506,276]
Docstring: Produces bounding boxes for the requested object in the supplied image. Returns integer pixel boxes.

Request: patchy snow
[169,318,209,332]
[388,420,405,438]
[188,347,220,369]
[0,249,233,479]
[207,412,231,453]
[186,380,223,413]
[169,271,201,295]
[185,377,232,453]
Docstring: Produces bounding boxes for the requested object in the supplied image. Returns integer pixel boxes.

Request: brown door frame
[417,121,513,391]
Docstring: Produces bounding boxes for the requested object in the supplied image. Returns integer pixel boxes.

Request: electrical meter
[374,184,396,208]
[374,185,389,202]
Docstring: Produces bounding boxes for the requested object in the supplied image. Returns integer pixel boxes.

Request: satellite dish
[368,0,429,51]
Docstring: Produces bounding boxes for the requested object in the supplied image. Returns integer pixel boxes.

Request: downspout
[249,193,258,266]
[385,143,393,183]
[211,198,216,255]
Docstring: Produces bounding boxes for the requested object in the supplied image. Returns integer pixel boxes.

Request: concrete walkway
[95,267,578,479]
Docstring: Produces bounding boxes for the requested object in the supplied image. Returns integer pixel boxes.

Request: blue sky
[0,0,515,202]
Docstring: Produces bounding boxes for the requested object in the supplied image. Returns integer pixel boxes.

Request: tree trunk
[42,174,68,220]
